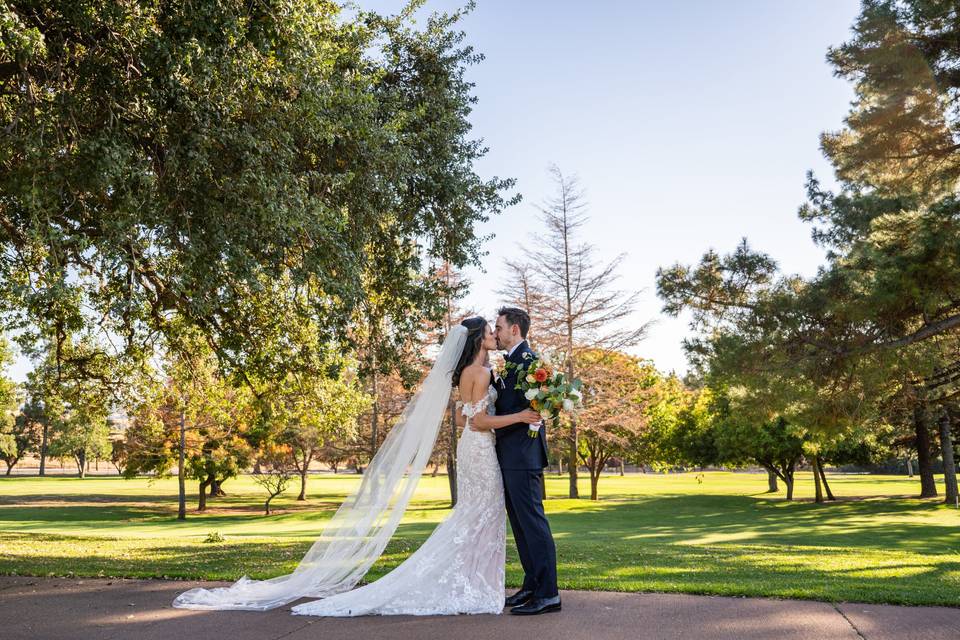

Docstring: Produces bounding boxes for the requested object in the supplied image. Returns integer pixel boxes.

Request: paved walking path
[1,576,959,640]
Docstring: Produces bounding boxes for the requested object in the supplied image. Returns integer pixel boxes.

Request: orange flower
[534,368,548,383]
[530,399,540,410]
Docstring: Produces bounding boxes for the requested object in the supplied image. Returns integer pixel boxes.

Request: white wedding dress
[290,382,506,617]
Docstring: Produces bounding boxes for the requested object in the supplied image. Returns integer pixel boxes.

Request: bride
[172,316,542,616]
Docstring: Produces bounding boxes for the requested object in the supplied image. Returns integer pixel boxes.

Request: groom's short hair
[497,306,530,338]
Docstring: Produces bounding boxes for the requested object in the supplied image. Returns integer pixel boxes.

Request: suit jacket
[493,340,550,470]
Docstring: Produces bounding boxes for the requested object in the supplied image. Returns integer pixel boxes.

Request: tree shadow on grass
[0,492,179,507]
[543,494,960,555]
[0,495,358,532]
[4,487,956,553]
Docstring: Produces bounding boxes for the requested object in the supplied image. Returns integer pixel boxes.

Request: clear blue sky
[8,0,863,382]
[366,0,863,375]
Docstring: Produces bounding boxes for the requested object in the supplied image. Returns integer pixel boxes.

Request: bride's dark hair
[452,316,487,387]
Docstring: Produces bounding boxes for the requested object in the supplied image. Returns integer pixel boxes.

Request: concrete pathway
[1,576,959,640]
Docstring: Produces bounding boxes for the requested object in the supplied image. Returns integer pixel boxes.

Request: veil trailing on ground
[172,325,469,611]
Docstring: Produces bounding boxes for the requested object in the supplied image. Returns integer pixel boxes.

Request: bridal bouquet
[505,352,584,437]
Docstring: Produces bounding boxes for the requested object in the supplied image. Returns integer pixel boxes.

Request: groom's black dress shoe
[509,595,561,615]
[504,589,534,607]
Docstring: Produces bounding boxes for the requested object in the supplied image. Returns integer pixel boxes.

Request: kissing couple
[173,307,561,617]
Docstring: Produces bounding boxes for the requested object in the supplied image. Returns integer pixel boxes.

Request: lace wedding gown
[290,383,506,617]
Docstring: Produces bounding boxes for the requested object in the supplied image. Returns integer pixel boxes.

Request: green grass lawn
[1,471,958,607]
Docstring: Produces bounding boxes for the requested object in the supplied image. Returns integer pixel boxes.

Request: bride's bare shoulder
[457,364,489,397]
[460,364,489,384]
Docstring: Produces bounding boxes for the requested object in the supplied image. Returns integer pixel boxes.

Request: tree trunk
[906,457,914,477]
[914,402,939,498]
[770,462,795,501]
[939,407,958,505]
[370,367,380,458]
[76,451,86,478]
[566,417,579,498]
[39,422,48,476]
[298,466,308,501]
[567,442,579,497]
[198,480,208,511]
[208,477,226,497]
[812,457,824,503]
[590,471,599,500]
[540,473,547,500]
[446,399,458,507]
[177,410,186,520]
[198,475,213,511]
[557,456,563,475]
[619,459,625,476]
[816,456,835,500]
[766,468,779,492]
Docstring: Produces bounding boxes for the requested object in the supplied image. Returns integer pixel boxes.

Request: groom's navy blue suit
[493,340,559,599]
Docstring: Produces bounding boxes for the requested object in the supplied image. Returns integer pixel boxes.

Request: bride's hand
[518,409,542,424]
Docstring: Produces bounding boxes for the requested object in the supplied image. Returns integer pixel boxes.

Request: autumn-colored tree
[253,442,296,516]
[575,350,654,499]
[123,328,256,516]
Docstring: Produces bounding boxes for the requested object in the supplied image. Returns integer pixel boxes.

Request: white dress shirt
[506,340,526,360]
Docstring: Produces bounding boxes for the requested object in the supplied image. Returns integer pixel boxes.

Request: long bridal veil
[172,325,469,611]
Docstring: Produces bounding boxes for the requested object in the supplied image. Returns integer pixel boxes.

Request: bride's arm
[471,406,541,431]
[459,367,540,431]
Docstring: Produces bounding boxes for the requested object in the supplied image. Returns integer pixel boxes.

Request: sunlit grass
[1,471,958,606]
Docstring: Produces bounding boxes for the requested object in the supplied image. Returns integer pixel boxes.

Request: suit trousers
[501,467,558,598]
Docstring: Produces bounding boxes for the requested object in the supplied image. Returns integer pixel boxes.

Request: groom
[491,307,561,615]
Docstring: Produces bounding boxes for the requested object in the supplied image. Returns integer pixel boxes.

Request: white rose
[524,388,539,401]
[571,388,583,400]
[562,398,575,411]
